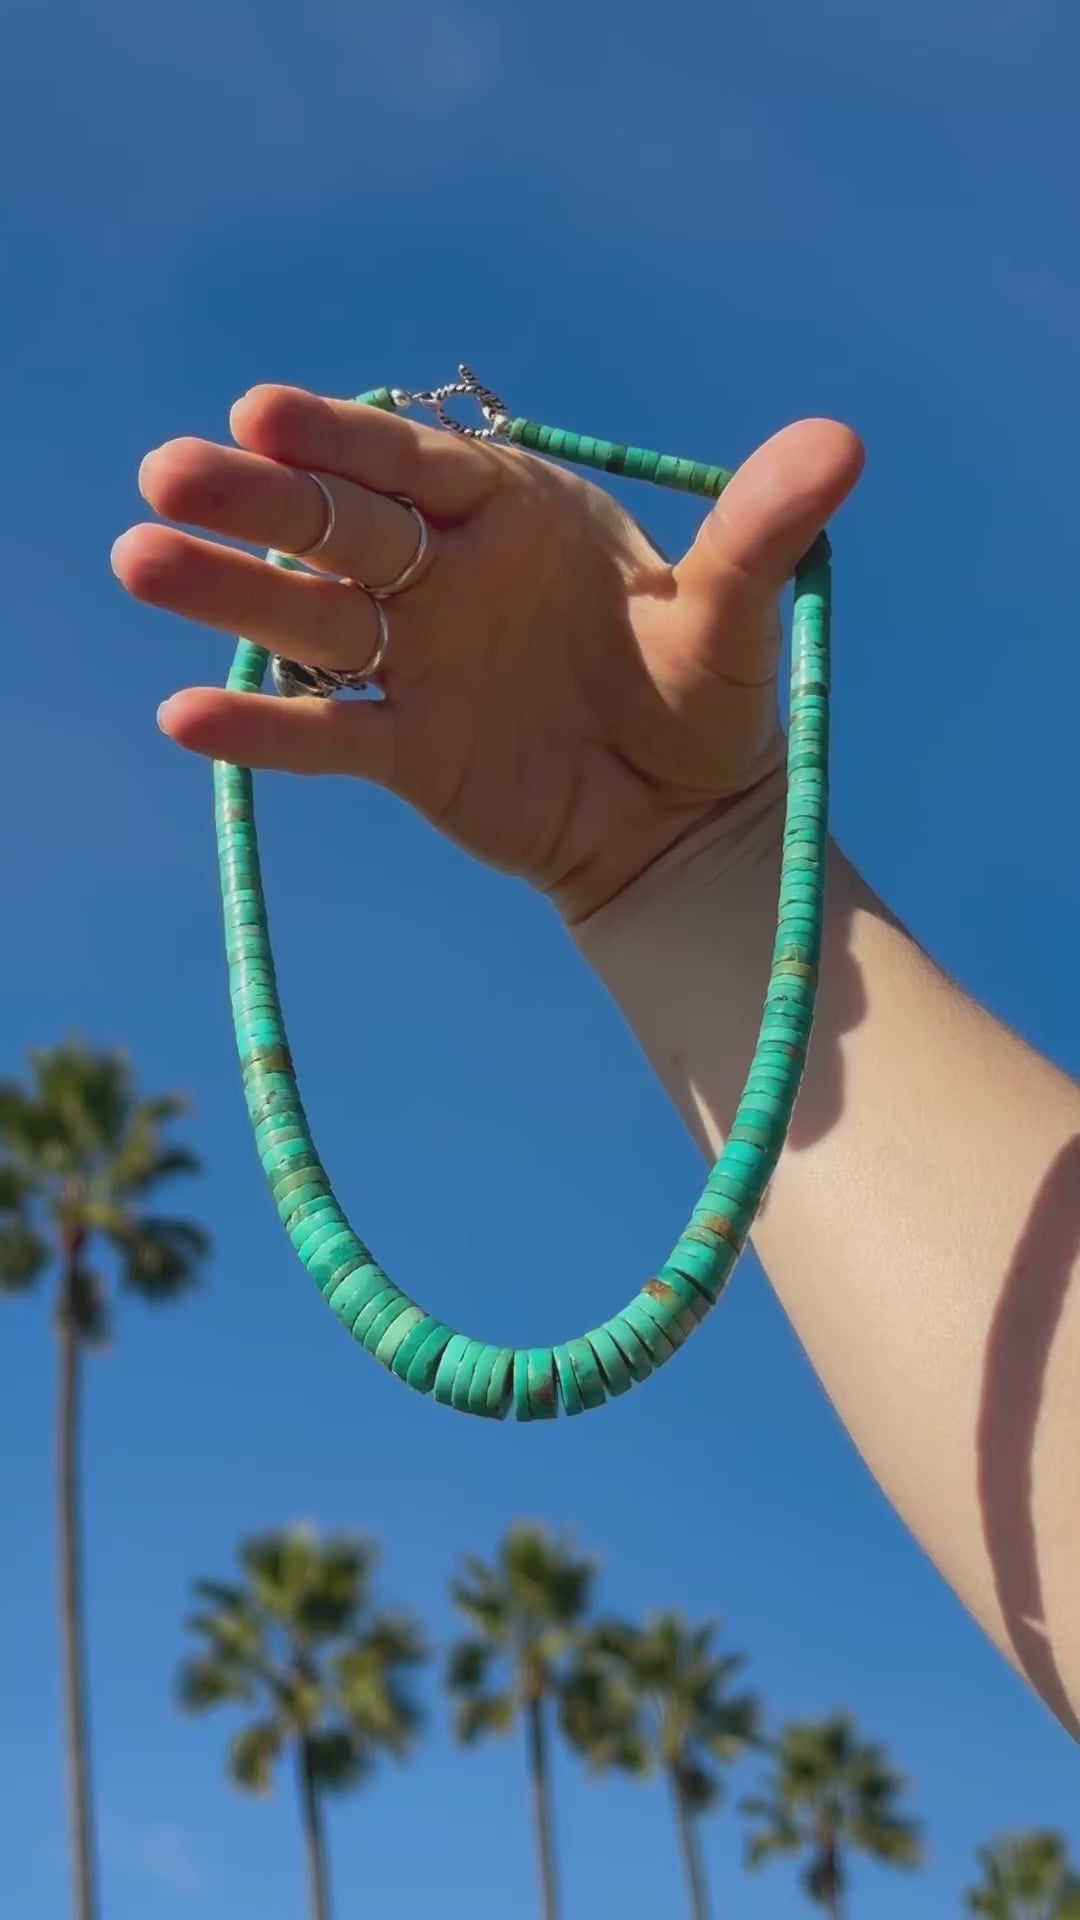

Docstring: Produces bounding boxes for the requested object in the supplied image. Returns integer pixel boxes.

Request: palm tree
[965,1831,1080,1918]
[0,1039,208,1920]
[446,1524,595,1920]
[740,1713,921,1918]
[178,1526,425,1920]
[563,1612,759,1920]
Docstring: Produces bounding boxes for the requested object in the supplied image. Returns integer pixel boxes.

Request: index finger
[230,385,502,523]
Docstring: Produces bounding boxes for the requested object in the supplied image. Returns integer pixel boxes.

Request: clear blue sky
[3,1,1079,1914]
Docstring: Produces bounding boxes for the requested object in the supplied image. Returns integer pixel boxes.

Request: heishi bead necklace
[214,369,831,1421]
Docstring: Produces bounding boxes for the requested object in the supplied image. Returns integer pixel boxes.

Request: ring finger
[137,438,432,592]
[111,521,420,683]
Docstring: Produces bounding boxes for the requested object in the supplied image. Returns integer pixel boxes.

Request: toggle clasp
[390,364,511,439]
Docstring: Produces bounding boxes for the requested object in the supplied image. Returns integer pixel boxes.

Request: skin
[114,387,1080,1735]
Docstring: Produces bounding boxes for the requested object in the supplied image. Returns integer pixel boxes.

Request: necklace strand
[213,383,831,1420]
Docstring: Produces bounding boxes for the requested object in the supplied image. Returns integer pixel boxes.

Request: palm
[966,1832,1080,1919]
[740,1715,921,1919]
[381,451,787,910]
[178,1527,425,1920]
[446,1524,594,1920]
[564,1612,758,1920]
[0,1040,207,1920]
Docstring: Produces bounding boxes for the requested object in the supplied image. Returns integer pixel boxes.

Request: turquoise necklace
[214,370,831,1420]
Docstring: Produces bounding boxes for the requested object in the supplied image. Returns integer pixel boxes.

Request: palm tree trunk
[525,1695,560,1920]
[297,1739,331,1920]
[668,1770,709,1920]
[56,1274,97,1920]
[821,1835,843,1920]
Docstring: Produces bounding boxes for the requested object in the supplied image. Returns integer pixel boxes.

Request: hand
[113,386,863,921]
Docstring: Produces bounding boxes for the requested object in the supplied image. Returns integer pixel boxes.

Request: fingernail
[156,698,174,731]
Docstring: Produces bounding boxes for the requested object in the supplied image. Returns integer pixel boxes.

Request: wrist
[564,765,788,1158]
[551,765,787,930]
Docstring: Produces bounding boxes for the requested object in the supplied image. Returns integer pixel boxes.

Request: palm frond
[227,1718,283,1794]
[445,1637,494,1695]
[306,1727,366,1794]
[453,1691,515,1746]
[115,1216,209,1300]
[744,1820,802,1869]
[674,1756,720,1815]
[334,1615,426,1757]
[0,1221,48,1292]
[177,1656,256,1713]
[29,1043,134,1162]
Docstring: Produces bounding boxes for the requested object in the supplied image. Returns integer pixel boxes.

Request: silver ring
[284,472,337,560]
[358,497,429,600]
[270,593,390,699]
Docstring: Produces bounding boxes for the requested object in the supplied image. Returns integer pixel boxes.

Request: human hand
[113,386,862,921]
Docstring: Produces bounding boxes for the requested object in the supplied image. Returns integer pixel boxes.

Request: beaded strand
[213,387,831,1419]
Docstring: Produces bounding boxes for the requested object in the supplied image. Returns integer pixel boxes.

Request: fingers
[138,438,428,588]
[111,525,412,679]
[230,385,501,521]
[677,419,865,598]
[157,686,397,780]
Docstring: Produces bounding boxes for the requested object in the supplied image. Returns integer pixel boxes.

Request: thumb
[676,418,865,601]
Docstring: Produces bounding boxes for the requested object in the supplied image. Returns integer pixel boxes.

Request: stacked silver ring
[270,479,429,699]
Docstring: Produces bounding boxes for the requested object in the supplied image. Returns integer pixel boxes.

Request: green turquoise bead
[566,1338,607,1411]
[450,1339,487,1411]
[328,1268,384,1330]
[586,1327,633,1397]
[553,1345,584,1416]
[606,1315,654,1382]
[649,1270,712,1324]
[374,1304,427,1368]
[513,1350,533,1422]
[485,1349,514,1418]
[527,1348,558,1419]
[434,1334,473,1406]
[314,1242,372,1299]
[352,1285,403,1342]
[634,1287,694,1350]
[380,1313,440,1374]
[465,1343,504,1416]
[306,1228,358,1278]
[662,1239,732,1298]
[403,1322,454,1392]
[621,1298,678,1363]
[361,1296,414,1354]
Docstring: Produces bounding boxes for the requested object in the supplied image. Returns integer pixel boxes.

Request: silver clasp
[390,364,511,439]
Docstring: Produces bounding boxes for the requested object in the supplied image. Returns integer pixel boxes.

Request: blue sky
[2,0,1079,1914]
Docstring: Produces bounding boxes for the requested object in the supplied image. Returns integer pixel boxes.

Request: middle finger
[138,438,429,592]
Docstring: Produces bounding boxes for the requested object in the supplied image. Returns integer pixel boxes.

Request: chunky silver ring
[270,593,390,699]
[358,496,429,600]
[284,472,337,560]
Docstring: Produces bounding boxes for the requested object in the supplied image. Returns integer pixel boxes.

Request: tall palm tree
[0,1039,208,1920]
[563,1612,759,1920]
[178,1526,425,1920]
[965,1831,1080,1919]
[446,1524,595,1920]
[740,1713,921,1918]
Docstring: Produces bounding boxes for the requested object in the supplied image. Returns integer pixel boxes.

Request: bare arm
[572,767,1080,1736]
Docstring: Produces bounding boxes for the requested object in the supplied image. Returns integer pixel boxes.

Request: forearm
[570,771,1080,1734]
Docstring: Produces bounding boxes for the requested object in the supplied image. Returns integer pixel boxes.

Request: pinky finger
[157,686,396,783]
